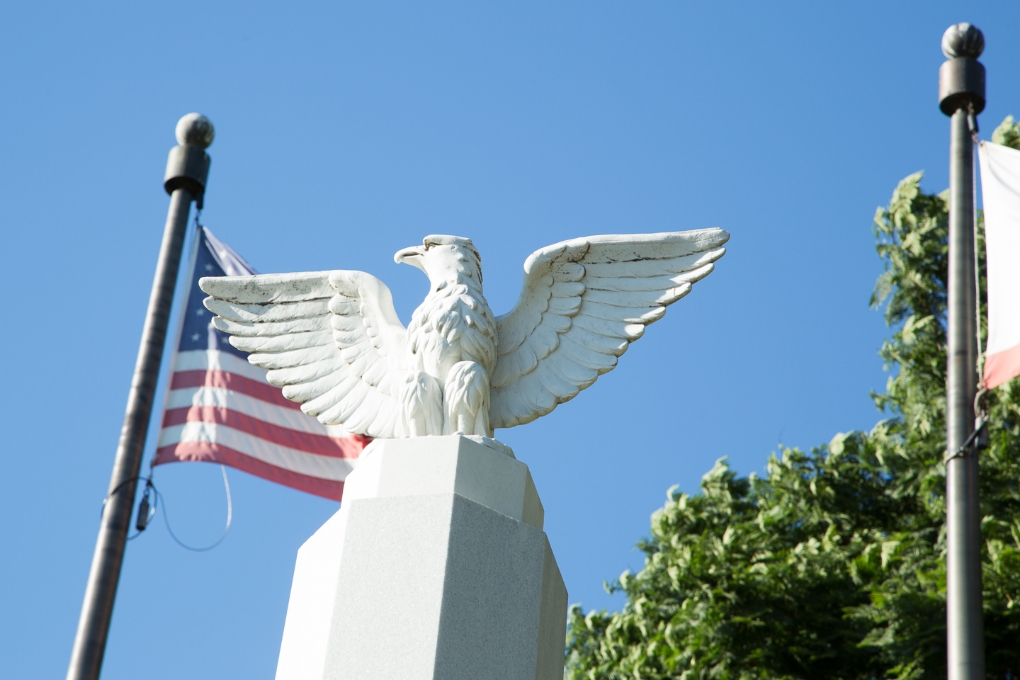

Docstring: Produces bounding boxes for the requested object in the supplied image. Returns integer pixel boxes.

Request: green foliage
[567,118,1020,679]
[991,116,1020,150]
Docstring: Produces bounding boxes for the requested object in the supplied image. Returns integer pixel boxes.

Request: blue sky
[1,2,1015,678]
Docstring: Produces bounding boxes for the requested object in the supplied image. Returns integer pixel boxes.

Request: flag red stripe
[984,341,1020,390]
[161,405,365,458]
[155,441,345,501]
[170,370,300,410]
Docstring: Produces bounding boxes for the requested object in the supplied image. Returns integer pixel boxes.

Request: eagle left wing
[200,270,411,438]
[490,229,728,429]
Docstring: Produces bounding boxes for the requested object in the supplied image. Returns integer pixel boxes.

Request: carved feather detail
[489,229,728,428]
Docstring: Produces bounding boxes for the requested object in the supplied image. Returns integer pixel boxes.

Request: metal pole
[938,23,985,680]
[67,114,215,680]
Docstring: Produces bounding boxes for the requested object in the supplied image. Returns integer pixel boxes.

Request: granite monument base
[274,435,568,680]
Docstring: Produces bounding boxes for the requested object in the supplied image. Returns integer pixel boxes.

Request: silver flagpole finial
[942,23,984,59]
[175,112,215,149]
[938,24,985,116]
[165,114,214,208]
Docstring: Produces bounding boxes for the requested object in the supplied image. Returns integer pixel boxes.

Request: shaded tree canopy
[566,117,1020,680]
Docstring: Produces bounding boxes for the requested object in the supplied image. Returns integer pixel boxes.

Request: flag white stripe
[979,141,1020,355]
[164,386,350,437]
[158,422,355,481]
[174,349,269,383]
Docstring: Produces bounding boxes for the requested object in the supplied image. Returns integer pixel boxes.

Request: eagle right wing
[490,229,728,429]
[200,270,410,438]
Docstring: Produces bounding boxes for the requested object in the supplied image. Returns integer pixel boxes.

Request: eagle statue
[199,229,728,439]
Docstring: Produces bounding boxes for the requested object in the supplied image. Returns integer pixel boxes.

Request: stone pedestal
[274,436,568,680]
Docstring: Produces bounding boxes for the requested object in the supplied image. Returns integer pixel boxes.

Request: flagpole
[66,114,215,680]
[938,23,985,680]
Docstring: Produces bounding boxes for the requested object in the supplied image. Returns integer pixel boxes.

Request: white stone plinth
[274,436,568,680]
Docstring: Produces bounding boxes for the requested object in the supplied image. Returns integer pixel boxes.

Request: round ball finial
[175,113,215,148]
[942,23,984,59]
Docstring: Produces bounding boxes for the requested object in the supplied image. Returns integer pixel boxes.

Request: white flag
[979,141,1020,389]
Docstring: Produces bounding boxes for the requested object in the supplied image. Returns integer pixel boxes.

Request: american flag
[153,226,369,500]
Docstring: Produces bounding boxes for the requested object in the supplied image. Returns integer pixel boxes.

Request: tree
[566,117,1020,680]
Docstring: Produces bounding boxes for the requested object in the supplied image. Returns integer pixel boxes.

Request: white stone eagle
[199,229,728,439]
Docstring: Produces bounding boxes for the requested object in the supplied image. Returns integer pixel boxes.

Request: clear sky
[1,2,1015,678]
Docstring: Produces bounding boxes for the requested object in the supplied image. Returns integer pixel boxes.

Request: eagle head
[395,235,483,284]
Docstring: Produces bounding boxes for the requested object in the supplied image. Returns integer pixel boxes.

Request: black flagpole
[66,114,214,680]
[938,23,985,680]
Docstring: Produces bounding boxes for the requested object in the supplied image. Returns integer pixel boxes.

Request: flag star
[195,308,205,316]
[204,263,214,271]
[191,333,200,341]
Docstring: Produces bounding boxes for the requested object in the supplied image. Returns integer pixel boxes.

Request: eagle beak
[395,245,426,271]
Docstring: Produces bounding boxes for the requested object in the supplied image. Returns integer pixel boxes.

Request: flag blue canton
[178,228,257,359]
